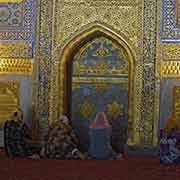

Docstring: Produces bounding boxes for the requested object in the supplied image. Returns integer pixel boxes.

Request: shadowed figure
[4,110,40,158]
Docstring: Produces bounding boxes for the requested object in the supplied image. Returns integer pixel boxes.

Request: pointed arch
[59,22,136,144]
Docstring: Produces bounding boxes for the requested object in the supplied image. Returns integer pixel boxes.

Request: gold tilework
[0,59,33,75]
[161,61,180,78]
[34,0,161,146]
[0,42,32,58]
[0,81,19,127]
[0,0,23,2]
[162,44,180,60]
[174,87,180,124]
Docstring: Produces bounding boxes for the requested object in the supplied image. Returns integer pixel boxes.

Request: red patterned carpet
[0,149,179,180]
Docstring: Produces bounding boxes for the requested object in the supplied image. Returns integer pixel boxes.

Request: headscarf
[58,115,72,132]
[48,115,71,140]
[90,112,111,129]
[58,115,79,144]
[59,115,69,125]
[164,115,180,133]
[12,108,23,120]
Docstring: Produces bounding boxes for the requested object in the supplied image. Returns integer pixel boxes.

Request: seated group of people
[4,110,87,160]
[159,115,180,165]
[5,110,180,162]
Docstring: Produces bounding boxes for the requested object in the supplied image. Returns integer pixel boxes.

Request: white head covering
[59,115,69,125]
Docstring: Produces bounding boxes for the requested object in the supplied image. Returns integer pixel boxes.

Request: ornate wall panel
[160,0,180,131]
[0,1,23,27]
[140,0,158,145]
[176,0,180,25]
[173,86,180,116]
[0,58,32,74]
[161,61,180,77]
[47,0,143,146]
[0,42,32,58]
[71,36,130,151]
[0,0,36,145]
[34,0,54,139]
[0,80,19,128]
[0,0,36,42]
[55,0,140,50]
[161,44,180,60]
[35,0,161,147]
[0,0,36,75]
[159,79,180,128]
[173,86,180,128]
[162,0,180,42]
[0,75,34,126]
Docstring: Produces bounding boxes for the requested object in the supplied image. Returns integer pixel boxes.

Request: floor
[0,149,179,180]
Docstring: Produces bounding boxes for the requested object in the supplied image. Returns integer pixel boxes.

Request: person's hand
[28,154,40,160]
[79,152,87,160]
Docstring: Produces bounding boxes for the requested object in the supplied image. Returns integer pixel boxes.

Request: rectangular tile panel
[0,1,23,27]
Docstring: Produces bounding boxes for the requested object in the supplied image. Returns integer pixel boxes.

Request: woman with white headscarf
[41,115,86,159]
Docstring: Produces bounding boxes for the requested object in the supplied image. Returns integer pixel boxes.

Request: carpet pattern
[0,154,180,180]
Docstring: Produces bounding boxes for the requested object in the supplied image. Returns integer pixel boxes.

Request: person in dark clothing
[4,110,40,158]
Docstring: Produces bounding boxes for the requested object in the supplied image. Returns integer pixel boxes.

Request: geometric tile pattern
[34,0,53,139]
[161,0,180,42]
[0,0,36,58]
[0,2,23,27]
[162,43,180,60]
[0,0,36,74]
[176,0,180,25]
[0,42,32,58]
[0,58,33,74]
[141,0,157,145]
[71,36,129,149]
[0,80,20,127]
[173,86,180,120]
[161,61,180,77]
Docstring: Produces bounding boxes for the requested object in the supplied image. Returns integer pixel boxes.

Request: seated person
[50,115,79,145]
[164,114,180,147]
[164,114,180,133]
[4,110,41,158]
[159,129,180,164]
[159,129,172,164]
[167,129,180,164]
[40,115,86,160]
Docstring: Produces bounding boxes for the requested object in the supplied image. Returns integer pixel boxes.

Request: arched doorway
[59,24,135,152]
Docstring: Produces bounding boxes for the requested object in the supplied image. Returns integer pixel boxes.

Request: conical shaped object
[90,112,111,129]
[89,112,112,159]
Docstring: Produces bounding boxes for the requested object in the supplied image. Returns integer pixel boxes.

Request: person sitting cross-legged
[4,110,41,158]
[159,129,180,165]
[40,115,87,160]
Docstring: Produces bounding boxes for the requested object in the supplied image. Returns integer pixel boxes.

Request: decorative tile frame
[0,1,24,27]
[140,0,158,145]
[0,0,37,74]
[0,80,20,127]
[161,0,180,42]
[34,0,161,147]
[0,0,36,42]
